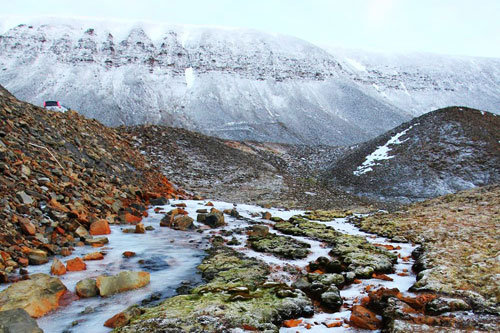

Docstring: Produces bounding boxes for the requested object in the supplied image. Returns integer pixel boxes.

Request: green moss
[115,244,313,332]
[276,217,396,273]
[248,233,311,259]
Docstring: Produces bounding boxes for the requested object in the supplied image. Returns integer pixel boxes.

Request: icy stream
[2,200,417,332]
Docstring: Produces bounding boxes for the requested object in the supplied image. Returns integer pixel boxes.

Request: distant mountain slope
[0,18,409,145]
[324,107,500,202]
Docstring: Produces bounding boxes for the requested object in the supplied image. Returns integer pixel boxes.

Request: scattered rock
[171,215,194,231]
[50,258,66,276]
[28,250,48,265]
[66,257,86,271]
[96,271,150,297]
[75,278,98,298]
[18,217,36,236]
[203,209,225,228]
[320,285,343,310]
[134,223,145,234]
[16,191,33,205]
[122,251,136,258]
[83,252,104,261]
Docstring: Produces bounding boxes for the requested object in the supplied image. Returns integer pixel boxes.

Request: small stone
[66,257,86,271]
[134,223,145,234]
[83,252,104,261]
[75,278,98,298]
[28,249,48,265]
[104,306,142,328]
[18,217,36,236]
[16,191,33,205]
[50,258,67,276]
[122,251,136,258]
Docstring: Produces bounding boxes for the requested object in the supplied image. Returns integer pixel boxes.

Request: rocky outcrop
[0,273,67,317]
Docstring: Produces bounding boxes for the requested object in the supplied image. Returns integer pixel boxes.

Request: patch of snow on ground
[353,124,417,176]
[344,58,367,72]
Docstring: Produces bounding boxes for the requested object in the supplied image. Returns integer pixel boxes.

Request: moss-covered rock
[276,217,396,274]
[247,233,311,259]
[115,245,313,332]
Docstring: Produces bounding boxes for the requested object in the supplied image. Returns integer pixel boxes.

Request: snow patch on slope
[354,124,418,176]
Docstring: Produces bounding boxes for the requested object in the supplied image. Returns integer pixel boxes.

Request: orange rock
[122,251,136,258]
[124,213,142,224]
[134,223,145,234]
[372,273,394,281]
[283,319,302,328]
[305,323,312,329]
[50,258,67,275]
[66,257,86,271]
[205,202,214,206]
[175,203,187,208]
[400,294,437,311]
[89,219,111,235]
[326,321,343,328]
[349,305,381,330]
[18,217,36,236]
[361,296,370,306]
[17,257,29,267]
[83,252,104,261]
[48,198,69,213]
[353,279,362,284]
[397,272,409,277]
[60,248,72,257]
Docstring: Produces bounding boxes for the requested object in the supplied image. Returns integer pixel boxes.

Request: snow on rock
[353,124,417,176]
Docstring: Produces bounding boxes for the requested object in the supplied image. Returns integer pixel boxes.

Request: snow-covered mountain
[0,18,498,145]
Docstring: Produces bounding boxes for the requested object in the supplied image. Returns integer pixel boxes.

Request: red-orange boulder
[89,219,111,235]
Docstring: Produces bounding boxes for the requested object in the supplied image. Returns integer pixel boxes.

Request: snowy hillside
[0,17,498,145]
[328,47,500,116]
[325,107,500,202]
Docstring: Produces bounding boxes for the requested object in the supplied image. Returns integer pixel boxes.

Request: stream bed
[2,200,417,332]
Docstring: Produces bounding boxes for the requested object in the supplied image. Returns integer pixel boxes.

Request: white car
[43,101,68,112]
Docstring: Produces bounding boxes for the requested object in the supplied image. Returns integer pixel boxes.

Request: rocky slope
[0,84,187,282]
[125,125,371,210]
[325,107,500,202]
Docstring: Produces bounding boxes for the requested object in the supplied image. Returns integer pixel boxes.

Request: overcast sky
[2,0,499,57]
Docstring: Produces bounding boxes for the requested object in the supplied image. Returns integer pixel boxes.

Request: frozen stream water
[2,200,417,332]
